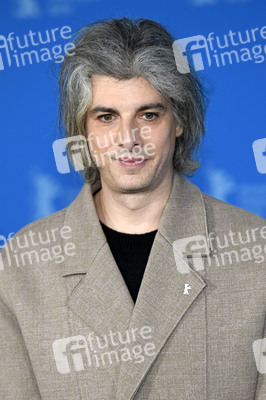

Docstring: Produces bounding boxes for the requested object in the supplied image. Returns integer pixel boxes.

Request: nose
[117,121,143,152]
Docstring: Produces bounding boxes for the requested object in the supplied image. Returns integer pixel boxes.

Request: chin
[114,178,152,193]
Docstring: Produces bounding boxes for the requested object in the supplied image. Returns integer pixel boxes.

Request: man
[0,18,265,400]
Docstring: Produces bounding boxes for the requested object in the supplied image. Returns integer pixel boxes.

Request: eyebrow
[88,102,167,116]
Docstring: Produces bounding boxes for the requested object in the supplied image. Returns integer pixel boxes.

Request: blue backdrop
[1,0,265,241]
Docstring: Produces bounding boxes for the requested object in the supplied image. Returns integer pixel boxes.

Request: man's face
[85,75,183,194]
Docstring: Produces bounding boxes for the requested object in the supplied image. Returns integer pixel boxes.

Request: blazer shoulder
[14,207,68,237]
[201,192,265,229]
[0,208,69,305]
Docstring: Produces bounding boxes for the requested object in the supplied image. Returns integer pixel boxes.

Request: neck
[93,172,173,234]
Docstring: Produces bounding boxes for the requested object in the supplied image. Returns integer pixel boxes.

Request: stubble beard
[99,161,159,194]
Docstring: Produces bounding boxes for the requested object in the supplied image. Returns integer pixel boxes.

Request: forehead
[90,75,165,107]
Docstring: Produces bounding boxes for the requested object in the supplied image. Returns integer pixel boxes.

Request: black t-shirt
[100,221,157,303]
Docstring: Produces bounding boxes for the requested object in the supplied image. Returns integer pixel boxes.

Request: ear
[175,124,183,138]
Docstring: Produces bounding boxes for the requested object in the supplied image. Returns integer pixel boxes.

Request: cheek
[155,130,177,160]
[87,132,110,153]
[149,126,176,150]
[95,134,109,149]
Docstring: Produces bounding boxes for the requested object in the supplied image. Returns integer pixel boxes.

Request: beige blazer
[0,171,265,400]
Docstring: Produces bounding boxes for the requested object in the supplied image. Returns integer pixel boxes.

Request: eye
[142,112,159,121]
[98,114,114,122]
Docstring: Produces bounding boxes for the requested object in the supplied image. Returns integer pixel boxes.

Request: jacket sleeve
[255,314,266,399]
[0,297,42,400]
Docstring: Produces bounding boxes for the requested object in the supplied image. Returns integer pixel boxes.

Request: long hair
[58,17,208,184]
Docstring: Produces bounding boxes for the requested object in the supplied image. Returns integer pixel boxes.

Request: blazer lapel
[116,172,211,399]
[61,179,134,335]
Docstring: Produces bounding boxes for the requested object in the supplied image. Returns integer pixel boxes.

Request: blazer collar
[61,171,211,277]
[61,171,210,399]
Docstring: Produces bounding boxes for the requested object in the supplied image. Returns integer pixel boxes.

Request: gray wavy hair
[58,17,208,184]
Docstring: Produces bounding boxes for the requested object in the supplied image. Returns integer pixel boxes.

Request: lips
[118,157,143,162]
[117,157,148,168]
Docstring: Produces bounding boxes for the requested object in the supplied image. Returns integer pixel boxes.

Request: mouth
[117,157,148,168]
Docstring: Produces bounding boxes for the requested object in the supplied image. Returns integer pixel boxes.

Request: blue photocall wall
[0,0,265,243]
